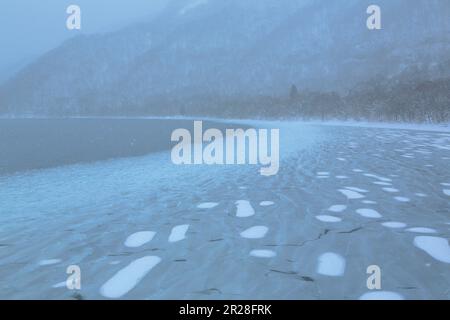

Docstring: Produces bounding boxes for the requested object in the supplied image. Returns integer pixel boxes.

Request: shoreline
[1,115,449,133]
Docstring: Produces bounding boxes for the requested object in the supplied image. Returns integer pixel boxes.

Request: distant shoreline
[1,115,449,133]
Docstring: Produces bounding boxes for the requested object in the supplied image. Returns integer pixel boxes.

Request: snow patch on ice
[100,256,161,298]
[382,222,406,229]
[359,291,404,300]
[382,187,399,193]
[345,187,369,193]
[327,205,347,213]
[362,200,377,204]
[168,225,189,243]
[415,193,427,197]
[394,196,410,202]
[52,281,67,288]
[414,236,450,263]
[356,208,382,218]
[125,231,156,248]
[260,201,274,207]
[316,215,342,223]
[406,227,437,234]
[250,250,276,258]
[364,174,392,182]
[443,189,450,196]
[236,200,255,218]
[339,189,365,199]
[38,259,61,266]
[197,202,218,209]
[373,181,392,186]
[317,252,346,277]
[240,226,268,239]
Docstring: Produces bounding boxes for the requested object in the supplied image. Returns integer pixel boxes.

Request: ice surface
[356,208,382,218]
[443,189,450,196]
[414,237,450,263]
[240,226,268,239]
[125,231,156,248]
[1,119,449,299]
[317,252,346,277]
[100,256,161,298]
[235,200,255,218]
[168,225,189,243]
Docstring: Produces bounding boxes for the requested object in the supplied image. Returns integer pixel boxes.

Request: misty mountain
[1,0,449,116]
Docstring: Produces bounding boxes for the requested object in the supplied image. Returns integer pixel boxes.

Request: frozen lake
[0,118,449,299]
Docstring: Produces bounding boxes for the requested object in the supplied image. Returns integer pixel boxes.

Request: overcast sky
[0,0,168,79]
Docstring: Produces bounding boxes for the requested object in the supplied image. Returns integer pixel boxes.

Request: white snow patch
[52,281,67,289]
[327,205,347,213]
[236,200,255,218]
[339,189,365,199]
[317,252,346,277]
[359,291,404,300]
[382,187,399,193]
[38,259,61,266]
[316,215,342,223]
[317,172,330,176]
[394,196,410,202]
[197,202,218,209]
[335,175,348,179]
[406,227,437,234]
[382,222,406,229]
[240,226,268,239]
[260,201,274,207]
[373,181,392,186]
[443,189,450,196]
[353,169,364,173]
[100,256,161,298]
[364,174,392,182]
[168,224,189,243]
[249,250,276,258]
[125,231,156,248]
[356,208,382,218]
[362,200,377,204]
[414,236,450,263]
[415,193,427,197]
[345,187,369,193]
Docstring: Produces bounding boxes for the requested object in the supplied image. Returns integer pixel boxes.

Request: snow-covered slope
[0,0,449,115]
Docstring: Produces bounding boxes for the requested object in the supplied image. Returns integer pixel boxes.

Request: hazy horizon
[0,0,168,81]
